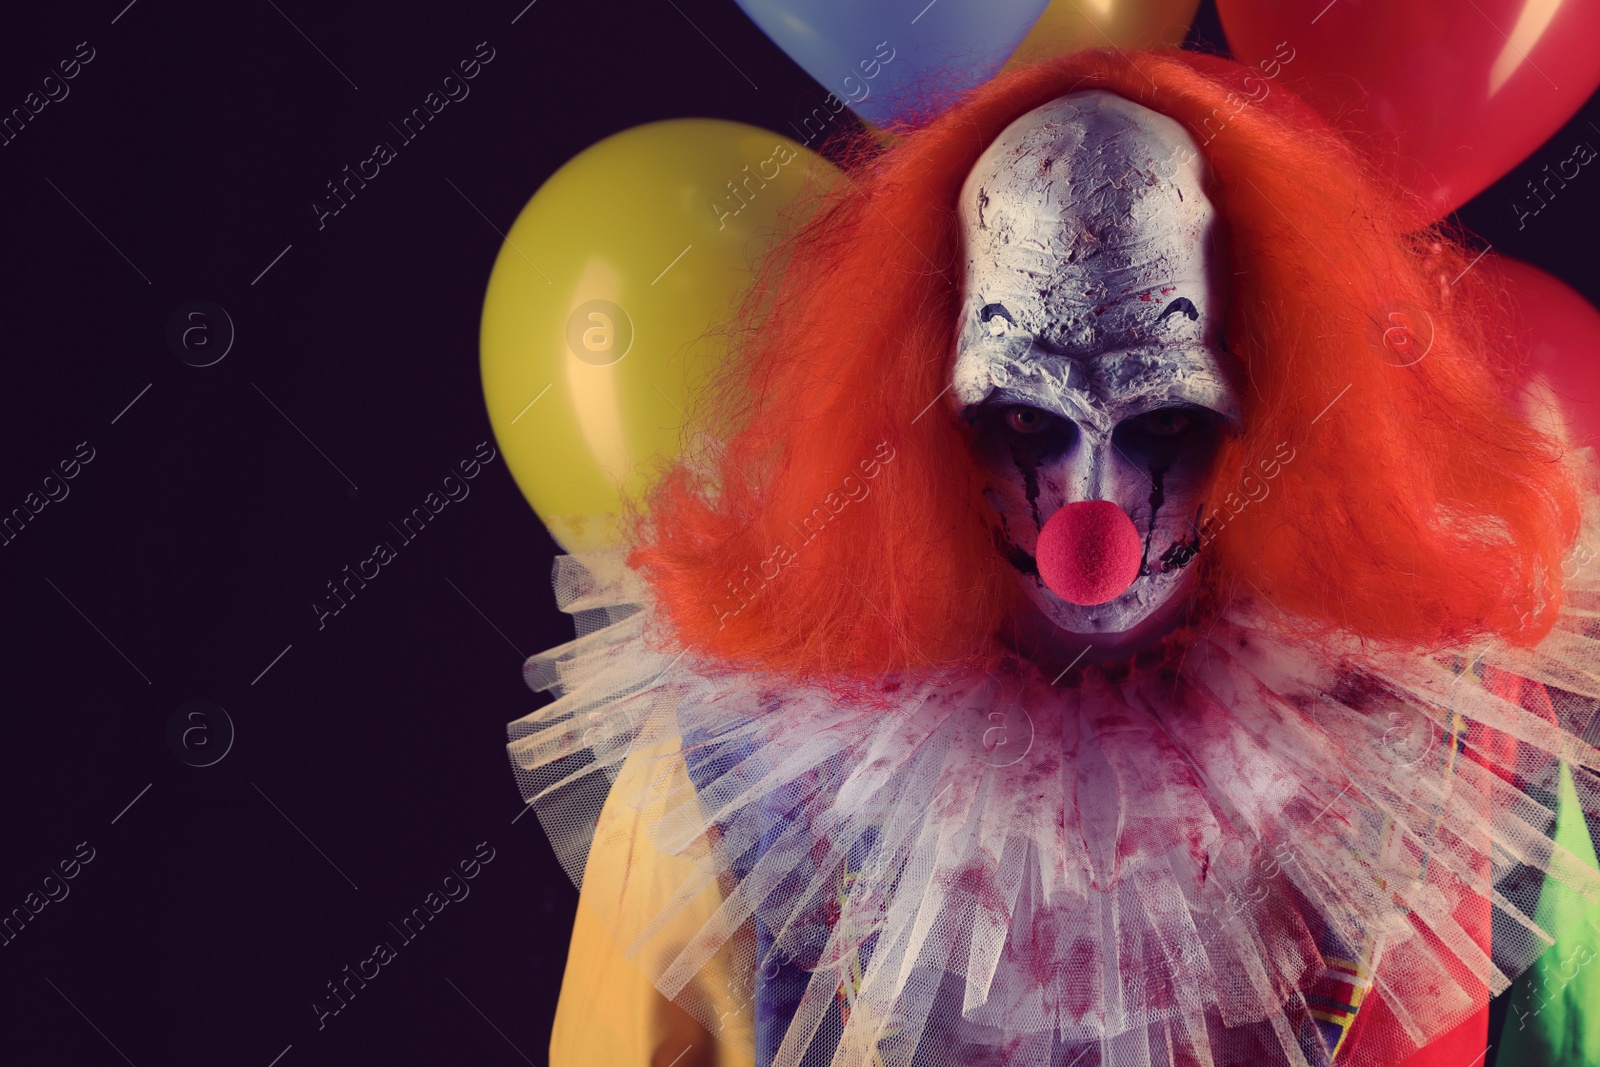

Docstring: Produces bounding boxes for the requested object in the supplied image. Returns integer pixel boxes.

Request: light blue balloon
[736,0,1050,129]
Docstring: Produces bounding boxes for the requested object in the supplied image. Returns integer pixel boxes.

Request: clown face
[952,91,1239,642]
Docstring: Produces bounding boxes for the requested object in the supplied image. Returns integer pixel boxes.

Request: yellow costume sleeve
[549,736,757,1067]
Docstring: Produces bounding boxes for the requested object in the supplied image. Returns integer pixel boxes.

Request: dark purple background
[0,1,1592,1064]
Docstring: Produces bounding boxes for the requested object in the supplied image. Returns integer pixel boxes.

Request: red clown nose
[1035,500,1144,606]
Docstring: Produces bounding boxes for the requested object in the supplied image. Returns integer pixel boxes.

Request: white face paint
[952,91,1239,639]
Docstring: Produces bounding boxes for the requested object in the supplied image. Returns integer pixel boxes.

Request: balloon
[480,120,833,552]
[1215,0,1600,223]
[1495,256,1600,447]
[1004,0,1199,69]
[1498,260,1600,1064]
[734,0,1050,129]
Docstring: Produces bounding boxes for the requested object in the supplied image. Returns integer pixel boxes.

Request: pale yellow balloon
[1004,0,1200,67]
[480,120,833,552]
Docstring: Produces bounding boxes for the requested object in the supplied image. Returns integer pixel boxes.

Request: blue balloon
[736,0,1050,129]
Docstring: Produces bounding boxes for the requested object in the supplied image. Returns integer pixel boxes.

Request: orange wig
[629,50,1580,681]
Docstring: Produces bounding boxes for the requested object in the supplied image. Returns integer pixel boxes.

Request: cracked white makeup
[951,91,1239,640]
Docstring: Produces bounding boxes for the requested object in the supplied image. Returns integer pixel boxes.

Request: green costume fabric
[1500,763,1600,1065]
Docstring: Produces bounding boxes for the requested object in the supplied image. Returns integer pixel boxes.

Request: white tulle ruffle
[509,542,1600,1067]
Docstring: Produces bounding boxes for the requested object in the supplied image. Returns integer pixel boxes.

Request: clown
[952,90,1236,653]
[510,50,1600,1067]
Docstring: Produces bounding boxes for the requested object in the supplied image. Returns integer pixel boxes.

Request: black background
[0,2,1594,1064]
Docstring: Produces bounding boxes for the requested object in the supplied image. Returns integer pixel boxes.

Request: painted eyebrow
[979,302,1015,325]
[1157,297,1199,323]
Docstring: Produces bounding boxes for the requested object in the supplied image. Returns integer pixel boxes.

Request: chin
[1009,567,1200,671]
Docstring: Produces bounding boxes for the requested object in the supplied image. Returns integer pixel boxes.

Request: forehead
[952,91,1230,413]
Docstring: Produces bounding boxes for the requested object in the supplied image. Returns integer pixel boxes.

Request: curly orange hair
[629,49,1580,680]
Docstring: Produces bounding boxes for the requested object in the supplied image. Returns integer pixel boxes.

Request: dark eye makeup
[1130,408,1194,438]
[1113,405,1219,464]
[973,401,1219,468]
[1003,406,1054,434]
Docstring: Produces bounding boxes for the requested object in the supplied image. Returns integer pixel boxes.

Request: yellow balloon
[480,120,833,552]
[1003,0,1200,68]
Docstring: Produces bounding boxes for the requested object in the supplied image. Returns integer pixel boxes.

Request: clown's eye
[1113,406,1216,464]
[1003,406,1054,434]
[1134,409,1193,437]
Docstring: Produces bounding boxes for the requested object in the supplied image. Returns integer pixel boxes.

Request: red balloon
[1494,256,1600,447]
[1216,0,1600,223]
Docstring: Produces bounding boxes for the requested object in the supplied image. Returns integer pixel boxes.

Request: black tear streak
[1008,442,1044,532]
[995,526,1040,579]
[1139,464,1169,577]
[1158,503,1205,571]
[991,508,1039,578]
